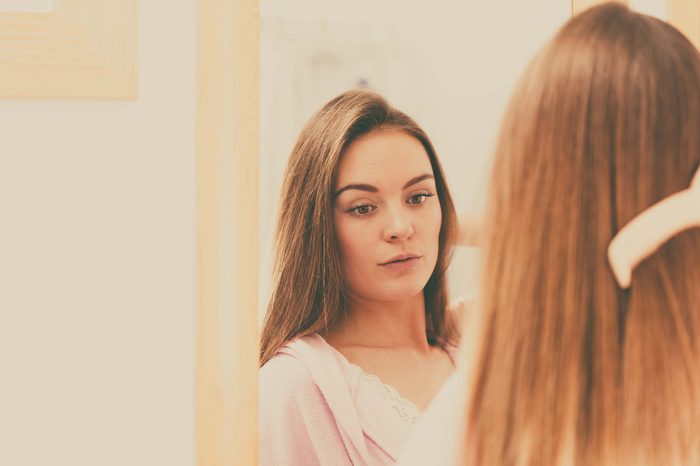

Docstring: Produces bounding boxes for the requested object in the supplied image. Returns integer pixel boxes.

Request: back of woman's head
[260,89,457,366]
[468,3,700,465]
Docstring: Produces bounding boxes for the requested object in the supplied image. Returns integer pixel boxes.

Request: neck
[328,292,431,351]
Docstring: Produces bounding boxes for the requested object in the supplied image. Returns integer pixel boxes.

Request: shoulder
[260,333,337,387]
[259,352,331,440]
[260,351,309,381]
[260,352,320,407]
[259,350,353,465]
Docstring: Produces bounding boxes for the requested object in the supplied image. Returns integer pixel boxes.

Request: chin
[363,277,429,303]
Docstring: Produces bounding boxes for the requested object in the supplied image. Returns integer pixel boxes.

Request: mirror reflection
[258,1,700,465]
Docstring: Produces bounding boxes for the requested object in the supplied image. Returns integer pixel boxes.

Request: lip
[379,254,421,272]
[380,253,420,265]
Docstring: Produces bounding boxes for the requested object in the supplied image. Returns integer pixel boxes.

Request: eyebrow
[334,173,434,197]
[403,174,434,189]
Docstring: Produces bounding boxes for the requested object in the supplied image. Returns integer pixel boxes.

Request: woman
[259,89,462,465]
[398,3,700,465]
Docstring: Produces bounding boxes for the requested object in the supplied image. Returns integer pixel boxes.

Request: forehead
[335,129,434,188]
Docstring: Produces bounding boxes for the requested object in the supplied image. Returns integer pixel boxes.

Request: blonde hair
[467,4,700,465]
[260,89,458,366]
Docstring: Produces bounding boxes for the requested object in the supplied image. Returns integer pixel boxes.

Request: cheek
[423,201,443,243]
[334,215,373,269]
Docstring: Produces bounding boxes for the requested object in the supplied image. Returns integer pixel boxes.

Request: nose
[382,206,414,242]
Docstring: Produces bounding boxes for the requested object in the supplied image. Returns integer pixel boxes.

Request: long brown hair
[467,4,700,465]
[260,89,458,366]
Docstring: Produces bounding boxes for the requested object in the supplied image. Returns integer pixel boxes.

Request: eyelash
[346,191,436,216]
[407,191,435,205]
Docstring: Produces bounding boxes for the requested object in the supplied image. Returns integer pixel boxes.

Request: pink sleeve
[259,354,354,466]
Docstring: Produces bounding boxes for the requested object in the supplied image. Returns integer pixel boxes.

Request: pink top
[259,334,456,466]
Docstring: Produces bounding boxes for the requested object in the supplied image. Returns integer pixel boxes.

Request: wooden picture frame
[0,0,137,99]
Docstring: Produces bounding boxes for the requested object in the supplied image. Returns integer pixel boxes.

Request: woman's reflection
[259,89,464,465]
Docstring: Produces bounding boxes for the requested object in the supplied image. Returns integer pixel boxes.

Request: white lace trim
[352,364,421,425]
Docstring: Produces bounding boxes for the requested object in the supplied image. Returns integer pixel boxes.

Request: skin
[324,128,455,411]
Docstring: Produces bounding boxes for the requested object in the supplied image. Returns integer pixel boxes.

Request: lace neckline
[350,361,422,424]
[316,334,423,423]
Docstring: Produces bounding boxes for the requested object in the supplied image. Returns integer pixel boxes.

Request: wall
[0,1,196,465]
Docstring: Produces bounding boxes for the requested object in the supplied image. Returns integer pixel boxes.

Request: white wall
[0,1,195,465]
[259,0,571,316]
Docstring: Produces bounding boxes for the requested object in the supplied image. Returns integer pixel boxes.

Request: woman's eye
[349,204,375,215]
[408,192,435,205]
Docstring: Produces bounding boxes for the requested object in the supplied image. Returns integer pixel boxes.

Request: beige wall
[0,1,195,465]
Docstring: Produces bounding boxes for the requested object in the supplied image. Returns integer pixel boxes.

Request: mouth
[379,254,421,266]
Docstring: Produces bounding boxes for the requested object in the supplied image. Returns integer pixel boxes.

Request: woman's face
[333,129,442,304]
